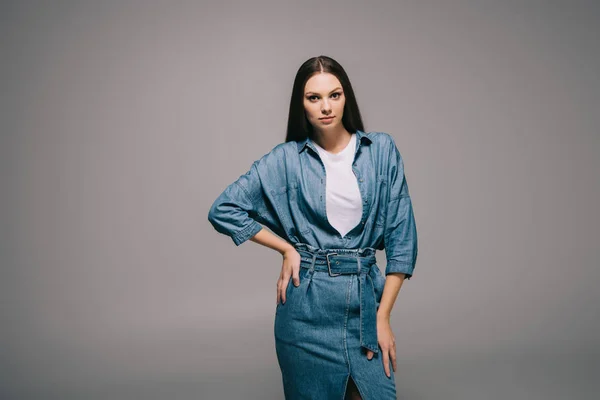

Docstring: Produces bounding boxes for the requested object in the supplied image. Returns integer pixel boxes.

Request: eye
[308,95,319,101]
[331,92,342,99]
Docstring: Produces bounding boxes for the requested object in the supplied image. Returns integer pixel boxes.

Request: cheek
[304,105,317,119]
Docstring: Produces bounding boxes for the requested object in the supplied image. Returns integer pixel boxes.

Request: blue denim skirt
[274,243,396,399]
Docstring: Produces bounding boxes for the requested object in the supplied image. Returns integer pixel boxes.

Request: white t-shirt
[311,133,362,238]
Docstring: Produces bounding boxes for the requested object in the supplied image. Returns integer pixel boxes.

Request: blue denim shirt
[207,130,418,278]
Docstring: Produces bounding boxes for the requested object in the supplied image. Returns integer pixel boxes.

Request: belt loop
[357,255,362,273]
[309,253,317,273]
[302,252,317,297]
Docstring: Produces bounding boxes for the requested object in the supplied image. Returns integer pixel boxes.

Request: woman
[208,55,418,399]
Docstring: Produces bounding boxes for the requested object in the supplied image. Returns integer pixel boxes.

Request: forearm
[377,273,406,321]
[249,227,295,255]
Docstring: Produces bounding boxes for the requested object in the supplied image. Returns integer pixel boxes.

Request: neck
[312,126,352,153]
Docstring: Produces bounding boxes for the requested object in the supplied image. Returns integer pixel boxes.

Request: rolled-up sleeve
[207,160,264,246]
[383,135,418,278]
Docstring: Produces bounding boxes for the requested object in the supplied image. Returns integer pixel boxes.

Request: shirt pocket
[271,183,305,239]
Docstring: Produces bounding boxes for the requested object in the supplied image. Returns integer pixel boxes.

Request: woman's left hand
[366,316,396,378]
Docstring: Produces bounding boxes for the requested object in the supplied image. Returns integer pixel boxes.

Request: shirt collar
[296,129,372,153]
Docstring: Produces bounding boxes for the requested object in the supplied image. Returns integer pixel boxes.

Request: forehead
[304,72,341,92]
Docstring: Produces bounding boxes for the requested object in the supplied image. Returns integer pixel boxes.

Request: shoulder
[250,141,285,162]
[248,141,296,172]
[362,131,402,157]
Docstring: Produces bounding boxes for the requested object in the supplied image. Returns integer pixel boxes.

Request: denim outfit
[208,130,418,399]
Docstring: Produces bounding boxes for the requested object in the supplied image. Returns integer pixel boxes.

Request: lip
[319,116,335,120]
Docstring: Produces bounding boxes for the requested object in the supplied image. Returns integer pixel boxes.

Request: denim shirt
[207,130,418,279]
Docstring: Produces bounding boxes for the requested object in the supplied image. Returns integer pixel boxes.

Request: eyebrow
[305,87,342,96]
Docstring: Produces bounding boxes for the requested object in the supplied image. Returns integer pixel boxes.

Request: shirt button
[359,179,363,182]
[361,221,365,224]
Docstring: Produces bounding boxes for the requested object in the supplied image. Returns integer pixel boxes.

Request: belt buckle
[326,252,341,277]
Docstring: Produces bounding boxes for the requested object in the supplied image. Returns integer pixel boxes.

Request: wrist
[377,311,391,322]
[279,243,295,256]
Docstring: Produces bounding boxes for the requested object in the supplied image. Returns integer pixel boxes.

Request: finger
[366,350,373,360]
[276,280,281,305]
[281,277,290,303]
[382,349,391,378]
[292,268,300,287]
[390,344,397,372]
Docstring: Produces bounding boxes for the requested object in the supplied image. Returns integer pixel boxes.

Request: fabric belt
[293,243,380,354]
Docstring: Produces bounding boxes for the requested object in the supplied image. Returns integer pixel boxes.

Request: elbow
[207,202,216,225]
[207,199,222,230]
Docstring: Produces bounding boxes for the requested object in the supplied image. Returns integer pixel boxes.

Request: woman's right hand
[277,247,301,305]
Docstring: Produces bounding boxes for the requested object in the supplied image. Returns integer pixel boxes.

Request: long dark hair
[285,56,365,143]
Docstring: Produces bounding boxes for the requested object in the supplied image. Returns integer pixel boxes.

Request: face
[303,72,345,132]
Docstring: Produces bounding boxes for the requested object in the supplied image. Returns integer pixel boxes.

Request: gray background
[2,1,599,399]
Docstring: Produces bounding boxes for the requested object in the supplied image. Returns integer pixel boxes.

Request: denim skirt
[274,243,396,399]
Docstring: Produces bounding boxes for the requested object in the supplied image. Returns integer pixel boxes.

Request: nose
[321,99,332,114]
